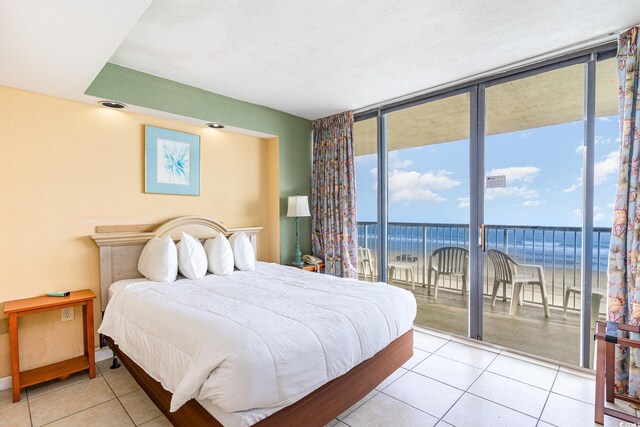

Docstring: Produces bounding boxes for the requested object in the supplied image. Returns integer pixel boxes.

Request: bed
[92,216,416,427]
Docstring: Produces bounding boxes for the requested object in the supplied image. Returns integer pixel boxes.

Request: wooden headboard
[91,216,262,311]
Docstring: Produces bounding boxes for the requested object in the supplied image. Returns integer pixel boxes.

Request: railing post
[422,226,428,288]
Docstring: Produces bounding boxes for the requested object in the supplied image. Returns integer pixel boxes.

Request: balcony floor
[389,280,593,367]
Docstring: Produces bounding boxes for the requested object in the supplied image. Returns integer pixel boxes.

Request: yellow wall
[0,86,280,377]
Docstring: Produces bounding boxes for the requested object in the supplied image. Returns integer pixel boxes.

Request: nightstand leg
[9,313,20,402]
[83,301,95,378]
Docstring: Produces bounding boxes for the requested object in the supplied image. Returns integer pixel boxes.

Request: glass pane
[484,64,585,365]
[386,93,471,337]
[354,117,378,281]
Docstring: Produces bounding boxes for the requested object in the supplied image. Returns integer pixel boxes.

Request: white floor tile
[383,371,463,418]
[337,390,378,420]
[436,340,498,369]
[468,371,548,418]
[343,393,438,427]
[487,354,558,390]
[413,331,450,352]
[540,392,594,427]
[402,348,430,370]
[375,367,408,391]
[413,354,483,390]
[551,370,595,405]
[443,393,537,427]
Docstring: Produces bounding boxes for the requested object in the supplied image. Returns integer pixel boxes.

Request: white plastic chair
[487,249,550,318]
[358,247,374,281]
[427,246,469,301]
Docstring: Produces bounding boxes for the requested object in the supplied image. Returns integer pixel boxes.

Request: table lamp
[287,195,310,267]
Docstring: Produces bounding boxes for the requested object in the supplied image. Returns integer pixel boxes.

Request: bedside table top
[4,289,96,314]
[286,263,325,271]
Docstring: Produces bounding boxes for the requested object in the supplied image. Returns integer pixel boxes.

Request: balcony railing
[357,221,610,312]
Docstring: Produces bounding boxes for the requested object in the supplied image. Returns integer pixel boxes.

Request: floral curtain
[608,26,640,397]
[311,111,358,278]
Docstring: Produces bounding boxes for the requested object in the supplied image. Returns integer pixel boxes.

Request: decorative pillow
[137,237,178,282]
[176,232,208,279]
[204,234,234,275]
[229,232,255,271]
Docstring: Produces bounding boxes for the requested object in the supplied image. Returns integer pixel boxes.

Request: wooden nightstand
[286,263,325,273]
[3,289,97,402]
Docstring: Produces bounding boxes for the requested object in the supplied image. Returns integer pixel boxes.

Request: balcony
[357,221,609,366]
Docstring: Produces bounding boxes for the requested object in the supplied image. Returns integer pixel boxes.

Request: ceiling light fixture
[99,100,126,109]
[206,122,224,129]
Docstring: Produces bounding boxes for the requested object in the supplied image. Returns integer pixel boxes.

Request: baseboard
[0,348,113,392]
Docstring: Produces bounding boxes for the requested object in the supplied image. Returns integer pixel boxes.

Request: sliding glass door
[353,44,618,368]
[482,64,587,364]
[385,93,471,337]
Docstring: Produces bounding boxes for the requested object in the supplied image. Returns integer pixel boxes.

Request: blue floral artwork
[145,126,200,195]
[157,139,190,185]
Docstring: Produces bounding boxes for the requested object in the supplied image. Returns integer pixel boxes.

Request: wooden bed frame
[92,216,414,426]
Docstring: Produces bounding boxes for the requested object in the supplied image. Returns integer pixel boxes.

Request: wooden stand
[594,321,640,424]
[4,290,96,402]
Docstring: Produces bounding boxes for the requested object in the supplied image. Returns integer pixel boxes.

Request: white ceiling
[1,1,640,121]
[110,0,640,119]
[0,1,152,101]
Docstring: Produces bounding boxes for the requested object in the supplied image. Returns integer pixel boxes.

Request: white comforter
[99,262,416,415]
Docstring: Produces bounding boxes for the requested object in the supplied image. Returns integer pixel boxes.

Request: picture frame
[144,125,200,196]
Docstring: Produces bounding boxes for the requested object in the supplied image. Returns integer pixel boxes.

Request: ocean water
[357,224,611,271]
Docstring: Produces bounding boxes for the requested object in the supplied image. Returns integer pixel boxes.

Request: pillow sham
[229,232,255,271]
[137,237,178,282]
[204,234,234,275]
[177,232,208,279]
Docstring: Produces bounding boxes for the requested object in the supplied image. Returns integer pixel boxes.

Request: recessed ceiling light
[99,100,126,109]
[206,123,224,129]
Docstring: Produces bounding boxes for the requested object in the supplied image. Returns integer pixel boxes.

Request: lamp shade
[287,195,310,217]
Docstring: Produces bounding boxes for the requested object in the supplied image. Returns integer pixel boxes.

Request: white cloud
[487,166,540,183]
[523,200,542,207]
[458,197,470,208]
[597,116,613,122]
[570,208,582,218]
[563,150,619,192]
[563,182,581,193]
[607,202,615,209]
[574,136,619,154]
[388,169,461,203]
[388,151,413,170]
[594,212,608,222]
[521,132,531,138]
[486,186,539,200]
[594,151,619,185]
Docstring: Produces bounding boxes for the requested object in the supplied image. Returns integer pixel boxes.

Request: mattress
[99,262,416,426]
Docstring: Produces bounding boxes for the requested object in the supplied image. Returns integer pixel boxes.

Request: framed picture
[144,125,200,195]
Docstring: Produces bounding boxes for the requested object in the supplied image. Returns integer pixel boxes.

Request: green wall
[85,63,312,263]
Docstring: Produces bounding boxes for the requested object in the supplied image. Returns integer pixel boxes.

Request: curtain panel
[311,111,358,278]
[608,26,640,397]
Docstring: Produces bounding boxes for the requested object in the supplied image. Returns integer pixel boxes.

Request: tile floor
[0,328,627,426]
[0,358,169,427]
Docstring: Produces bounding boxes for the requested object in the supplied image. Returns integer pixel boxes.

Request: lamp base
[292,217,304,267]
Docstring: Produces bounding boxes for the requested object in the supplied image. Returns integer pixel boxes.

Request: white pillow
[176,232,208,279]
[229,232,255,271]
[138,237,178,282]
[204,234,234,275]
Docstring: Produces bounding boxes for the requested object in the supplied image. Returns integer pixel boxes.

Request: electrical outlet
[61,307,74,322]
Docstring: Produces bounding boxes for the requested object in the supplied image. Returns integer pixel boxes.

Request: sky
[355,115,620,227]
